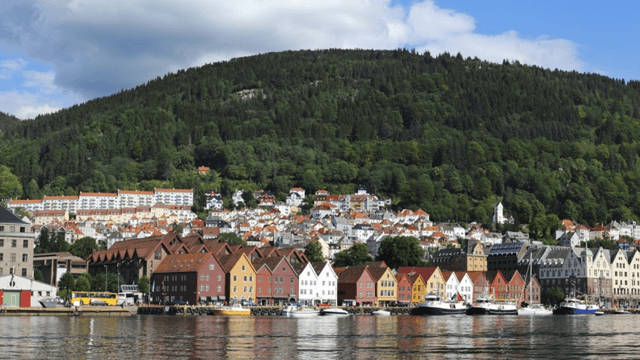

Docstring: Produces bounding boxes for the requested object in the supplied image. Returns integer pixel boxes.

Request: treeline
[2,49,640,235]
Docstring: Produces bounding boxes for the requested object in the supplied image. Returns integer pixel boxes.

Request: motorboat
[614,309,630,315]
[594,311,605,316]
[519,304,553,316]
[466,297,518,315]
[281,305,319,318]
[321,307,350,316]
[413,295,466,315]
[211,303,252,316]
[552,297,599,315]
[372,309,391,316]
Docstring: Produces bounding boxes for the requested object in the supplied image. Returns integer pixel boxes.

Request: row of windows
[199,284,222,292]
[0,253,28,262]
[358,291,374,298]
[300,289,334,295]
[233,275,253,282]
[199,274,223,282]
[0,268,27,276]
[358,282,374,288]
[0,226,26,233]
[232,286,254,293]
[0,239,29,248]
[380,281,395,287]
[380,290,395,297]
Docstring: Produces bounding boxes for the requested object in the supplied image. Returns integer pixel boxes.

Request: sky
[0,0,638,120]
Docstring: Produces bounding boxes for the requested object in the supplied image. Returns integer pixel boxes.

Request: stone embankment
[138,305,413,316]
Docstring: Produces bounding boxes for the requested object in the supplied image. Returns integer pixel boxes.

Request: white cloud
[0,90,62,119]
[0,58,26,71]
[0,0,586,103]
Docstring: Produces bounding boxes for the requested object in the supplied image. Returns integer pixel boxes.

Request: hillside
[0,111,19,133]
[2,49,640,236]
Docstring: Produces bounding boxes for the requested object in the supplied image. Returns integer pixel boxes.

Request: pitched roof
[0,206,29,224]
[337,265,370,284]
[396,267,438,282]
[367,266,394,282]
[311,261,329,275]
[154,252,213,273]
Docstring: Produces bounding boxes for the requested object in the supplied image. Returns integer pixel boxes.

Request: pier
[0,306,131,317]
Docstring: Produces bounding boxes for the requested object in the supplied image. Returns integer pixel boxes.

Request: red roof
[397,267,438,282]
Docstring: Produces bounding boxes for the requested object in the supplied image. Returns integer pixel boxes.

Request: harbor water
[0,314,636,359]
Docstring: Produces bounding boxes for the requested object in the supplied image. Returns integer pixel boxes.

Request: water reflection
[3,314,640,359]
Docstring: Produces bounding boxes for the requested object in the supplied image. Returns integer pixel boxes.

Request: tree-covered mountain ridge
[2,48,640,236]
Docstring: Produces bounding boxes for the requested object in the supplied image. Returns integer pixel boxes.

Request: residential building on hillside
[155,188,193,207]
[0,206,35,278]
[33,252,87,285]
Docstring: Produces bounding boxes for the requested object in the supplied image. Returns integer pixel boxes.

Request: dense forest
[2,49,640,236]
[0,111,19,132]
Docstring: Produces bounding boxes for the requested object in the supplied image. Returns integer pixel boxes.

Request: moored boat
[414,295,466,315]
[467,297,518,315]
[281,305,319,318]
[372,309,391,316]
[519,304,553,316]
[552,297,599,315]
[212,304,252,316]
[321,307,350,316]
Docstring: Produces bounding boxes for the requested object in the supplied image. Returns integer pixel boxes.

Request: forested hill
[0,111,19,132]
[2,49,640,236]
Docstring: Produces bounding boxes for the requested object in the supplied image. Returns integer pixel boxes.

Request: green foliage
[91,272,125,293]
[0,165,22,199]
[35,228,70,254]
[333,243,373,267]
[138,275,150,294]
[216,232,246,246]
[69,237,100,259]
[579,239,619,251]
[75,276,91,292]
[34,268,44,282]
[3,50,640,226]
[304,241,324,262]
[59,273,75,300]
[548,286,565,305]
[376,236,426,269]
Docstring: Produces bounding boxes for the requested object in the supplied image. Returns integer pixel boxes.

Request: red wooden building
[335,265,376,306]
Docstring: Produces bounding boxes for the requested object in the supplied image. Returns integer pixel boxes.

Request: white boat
[466,296,518,315]
[519,252,552,315]
[614,309,630,315]
[414,295,466,315]
[372,309,391,316]
[595,311,605,316]
[321,307,350,316]
[519,304,553,316]
[281,305,319,318]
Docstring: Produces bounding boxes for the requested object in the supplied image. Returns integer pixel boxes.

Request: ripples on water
[0,314,638,359]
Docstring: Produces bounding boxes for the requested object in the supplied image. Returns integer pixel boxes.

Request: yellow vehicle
[70,292,119,306]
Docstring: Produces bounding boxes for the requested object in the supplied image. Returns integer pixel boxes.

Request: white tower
[493,202,505,224]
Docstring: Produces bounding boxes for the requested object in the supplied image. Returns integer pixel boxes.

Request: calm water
[0,314,636,359]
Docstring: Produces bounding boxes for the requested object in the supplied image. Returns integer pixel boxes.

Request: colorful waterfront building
[151,252,226,305]
[395,273,412,304]
[397,267,446,298]
[466,271,490,302]
[486,270,509,300]
[368,266,398,306]
[219,253,257,304]
[407,273,427,304]
[335,265,376,306]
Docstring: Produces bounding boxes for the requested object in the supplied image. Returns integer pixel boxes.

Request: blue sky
[1,0,638,119]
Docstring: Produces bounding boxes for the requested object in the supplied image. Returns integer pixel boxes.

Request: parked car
[172,299,188,305]
[241,301,257,306]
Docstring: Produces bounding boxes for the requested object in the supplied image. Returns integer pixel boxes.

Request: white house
[154,188,194,206]
[312,261,338,305]
[455,272,474,302]
[294,262,318,305]
[443,271,460,301]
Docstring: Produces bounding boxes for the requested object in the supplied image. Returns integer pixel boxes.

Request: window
[233,275,237,282]
[268,287,271,293]
[0,253,2,261]
[155,250,162,260]
[22,254,27,262]
[206,275,209,281]
[201,275,205,281]
[258,287,261,293]
[0,226,3,231]
[249,275,253,282]
[209,264,215,270]
[200,285,204,291]
[290,277,294,284]
[11,240,16,248]
[10,253,16,262]
[205,285,209,291]
[258,276,262,282]
[233,286,237,293]
[0,239,3,247]
[280,277,284,283]
[218,275,222,281]
[243,286,247,292]
[21,268,27,277]
[244,276,247,282]
[242,265,246,271]
[359,282,362,288]
[23,240,28,248]
[217,285,221,292]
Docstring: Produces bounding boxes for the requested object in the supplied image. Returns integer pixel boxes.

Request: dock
[0,306,131,317]
[137,305,413,316]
